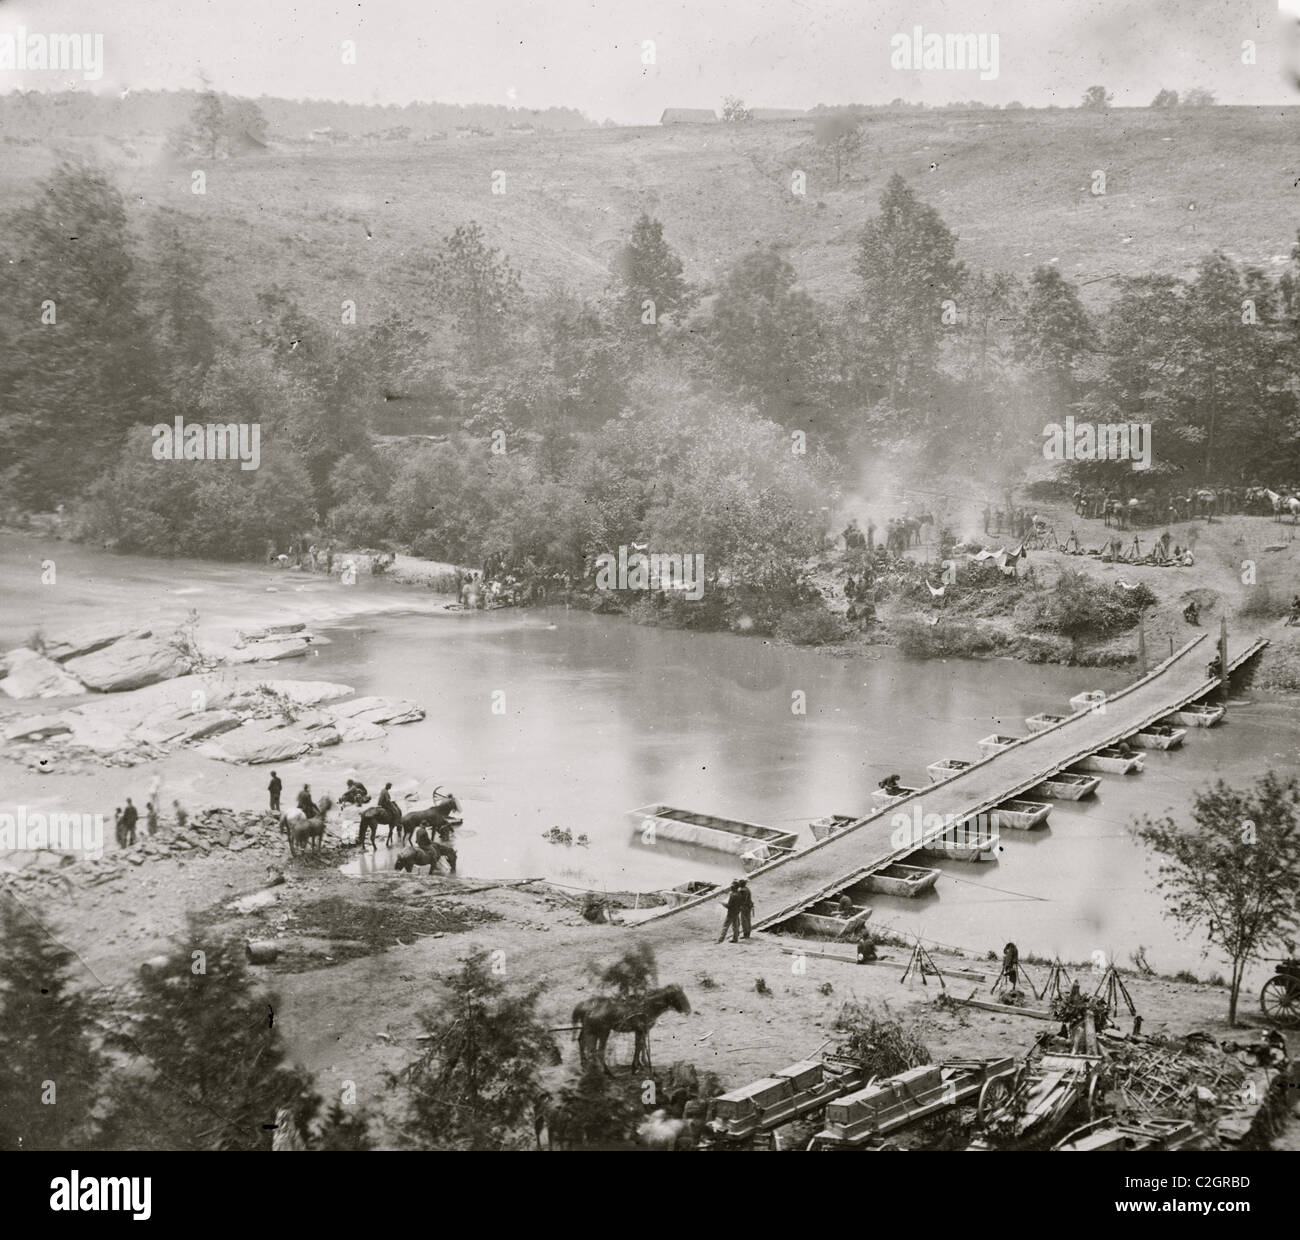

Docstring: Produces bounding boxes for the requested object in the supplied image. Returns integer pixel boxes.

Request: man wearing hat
[737,879,754,941]
[717,881,743,944]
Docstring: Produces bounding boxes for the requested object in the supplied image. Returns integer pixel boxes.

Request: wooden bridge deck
[633,632,1268,937]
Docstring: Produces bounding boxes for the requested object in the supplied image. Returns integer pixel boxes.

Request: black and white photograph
[2,0,1299,1197]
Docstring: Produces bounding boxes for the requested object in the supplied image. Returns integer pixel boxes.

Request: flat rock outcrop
[64,635,193,692]
[0,648,86,699]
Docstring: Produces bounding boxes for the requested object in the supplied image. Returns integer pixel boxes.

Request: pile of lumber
[1101,1033,1267,1140]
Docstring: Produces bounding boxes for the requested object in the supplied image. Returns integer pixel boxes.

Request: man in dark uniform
[268,771,282,813]
[297,785,317,818]
[717,881,743,944]
[120,798,138,847]
[856,928,877,964]
[737,879,754,941]
[999,942,1019,992]
[341,778,369,806]
[377,782,399,830]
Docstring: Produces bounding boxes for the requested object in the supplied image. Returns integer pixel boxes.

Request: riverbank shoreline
[5,806,1292,1150]
[8,507,1300,688]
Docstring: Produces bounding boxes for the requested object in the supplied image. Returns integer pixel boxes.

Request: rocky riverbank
[0,618,426,772]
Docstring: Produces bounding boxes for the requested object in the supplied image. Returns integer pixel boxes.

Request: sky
[0,0,1296,123]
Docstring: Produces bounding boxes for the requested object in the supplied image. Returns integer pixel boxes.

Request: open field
[4,106,1298,324]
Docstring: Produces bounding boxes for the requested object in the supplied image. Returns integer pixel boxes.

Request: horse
[388,786,462,846]
[394,842,457,874]
[281,811,325,856]
[357,803,396,851]
[636,1109,701,1151]
[279,795,333,857]
[572,984,692,1075]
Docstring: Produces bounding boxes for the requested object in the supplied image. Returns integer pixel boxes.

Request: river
[2,534,1296,980]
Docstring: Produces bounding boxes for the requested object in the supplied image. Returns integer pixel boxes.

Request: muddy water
[2,534,1296,979]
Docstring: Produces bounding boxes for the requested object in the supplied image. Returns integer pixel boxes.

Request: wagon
[1053,1116,1200,1152]
[1070,747,1144,775]
[1261,959,1300,1027]
[1129,723,1186,750]
[926,758,972,783]
[1025,712,1067,732]
[705,1056,864,1144]
[1033,771,1100,800]
[991,798,1051,830]
[811,1057,1016,1148]
[977,733,1021,757]
[971,1051,1106,1148]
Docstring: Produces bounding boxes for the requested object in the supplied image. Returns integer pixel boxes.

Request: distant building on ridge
[660,108,719,124]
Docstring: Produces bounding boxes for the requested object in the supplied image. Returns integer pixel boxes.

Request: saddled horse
[1268,489,1300,523]
[387,786,462,846]
[356,802,397,850]
[393,841,457,874]
[279,795,334,857]
[572,984,692,1075]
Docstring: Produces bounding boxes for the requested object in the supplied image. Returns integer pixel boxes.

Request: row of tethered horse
[794,688,1225,935]
[1078,485,1300,527]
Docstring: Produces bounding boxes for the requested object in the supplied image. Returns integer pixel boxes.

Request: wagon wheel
[1084,1073,1105,1121]
[1260,976,1300,1028]
[977,1073,1014,1125]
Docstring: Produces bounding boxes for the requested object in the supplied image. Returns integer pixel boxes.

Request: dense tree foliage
[0,895,107,1150]
[1135,774,1300,1025]
[4,162,1300,576]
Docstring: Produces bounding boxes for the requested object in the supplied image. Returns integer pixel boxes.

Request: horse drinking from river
[384,785,462,846]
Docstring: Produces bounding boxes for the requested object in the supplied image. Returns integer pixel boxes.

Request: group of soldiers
[270,772,399,824]
[112,776,188,848]
[717,879,754,943]
[982,506,1037,541]
[841,512,933,558]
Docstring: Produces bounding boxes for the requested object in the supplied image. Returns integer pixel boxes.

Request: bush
[893,617,1008,658]
[775,605,846,646]
[1013,633,1075,664]
[1239,585,1286,620]
[832,1000,931,1079]
[1032,569,1153,641]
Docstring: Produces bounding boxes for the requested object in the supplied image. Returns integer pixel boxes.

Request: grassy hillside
[2,105,1297,327]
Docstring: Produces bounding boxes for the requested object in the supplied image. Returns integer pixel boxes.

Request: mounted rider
[377,782,400,829]
[297,785,318,818]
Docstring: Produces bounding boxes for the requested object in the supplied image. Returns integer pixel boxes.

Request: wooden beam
[777,943,987,983]
[956,995,1056,1022]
